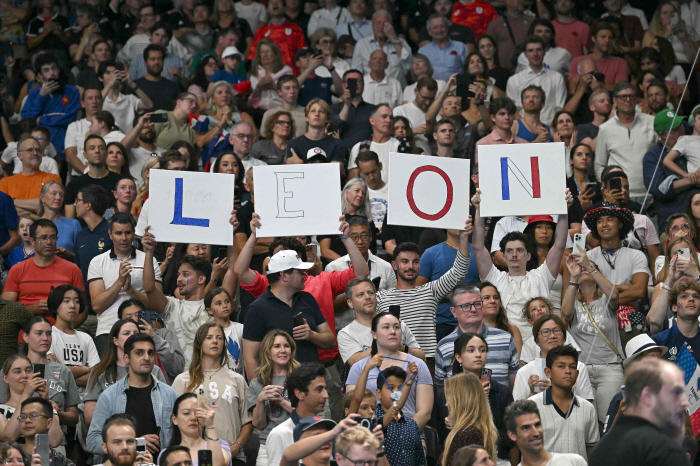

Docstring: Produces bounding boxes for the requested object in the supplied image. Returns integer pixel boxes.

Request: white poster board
[478,142,567,217]
[149,169,235,245]
[387,153,471,230]
[253,163,343,238]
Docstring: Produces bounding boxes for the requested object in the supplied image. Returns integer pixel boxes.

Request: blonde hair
[341,177,372,220]
[255,330,300,387]
[443,373,498,465]
[649,1,677,37]
[38,180,64,216]
[206,81,237,116]
[335,426,380,457]
[133,156,161,216]
[661,236,700,282]
[251,39,284,75]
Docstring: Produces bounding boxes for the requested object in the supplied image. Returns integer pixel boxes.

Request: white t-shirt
[654,252,700,279]
[520,332,580,364]
[162,297,214,366]
[49,327,100,368]
[348,137,401,183]
[87,249,162,336]
[130,146,165,182]
[516,46,572,77]
[517,452,587,466]
[64,118,91,176]
[223,322,245,378]
[513,358,593,401]
[1,142,59,175]
[671,134,700,173]
[337,319,420,363]
[234,1,268,32]
[367,183,388,230]
[586,247,650,303]
[103,93,142,134]
[393,102,426,131]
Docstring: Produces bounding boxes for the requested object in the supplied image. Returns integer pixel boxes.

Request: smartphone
[217,248,228,262]
[313,50,323,58]
[36,433,49,466]
[293,312,305,327]
[346,78,358,98]
[34,363,45,379]
[480,368,492,384]
[609,177,622,192]
[198,450,213,466]
[150,113,168,123]
[389,305,400,320]
[305,243,318,262]
[197,387,206,405]
[678,248,691,261]
[573,233,586,255]
[371,276,382,289]
[582,182,597,196]
[136,437,147,454]
[357,417,378,431]
[325,122,336,134]
[456,73,475,99]
[670,12,679,28]
[591,71,606,83]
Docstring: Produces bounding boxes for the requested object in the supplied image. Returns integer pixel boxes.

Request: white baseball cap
[268,250,314,274]
[222,46,243,61]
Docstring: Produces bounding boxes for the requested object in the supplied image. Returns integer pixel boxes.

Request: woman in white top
[651,236,700,323]
[654,214,698,281]
[643,2,699,65]
[309,28,350,83]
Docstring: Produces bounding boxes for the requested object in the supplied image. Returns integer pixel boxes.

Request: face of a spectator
[193,4,209,22]
[454,335,487,372]
[358,159,382,189]
[85,137,107,166]
[114,179,137,205]
[509,413,544,455]
[114,322,139,350]
[306,103,328,129]
[660,3,677,29]
[346,183,366,211]
[492,108,514,131]
[393,251,420,282]
[593,28,614,54]
[30,130,49,151]
[451,292,483,328]
[428,16,448,42]
[536,319,565,352]
[176,94,197,115]
[555,113,574,138]
[150,28,170,47]
[259,44,275,67]
[392,118,408,137]
[348,224,371,256]
[3,358,32,394]
[370,105,392,135]
[650,364,688,432]
[18,218,33,244]
[342,72,364,96]
[139,6,156,29]
[357,396,376,417]
[231,125,254,155]
[411,58,428,78]
[433,0,452,16]
[18,138,42,170]
[107,145,126,173]
[172,396,201,439]
[165,159,187,171]
[109,221,135,255]
[177,263,204,297]
[297,376,329,414]
[640,57,659,73]
[372,314,402,350]
[30,226,58,258]
[603,0,621,13]
[590,92,611,116]
[269,334,292,367]
[217,153,240,177]
[503,240,530,269]
[434,123,455,145]
[56,289,81,323]
[532,24,552,46]
[120,305,144,323]
[521,89,543,113]
[415,85,437,111]
[506,0,524,13]
[267,0,284,17]
[145,50,164,76]
[202,326,225,359]
[163,451,192,466]
[278,80,299,104]
[477,38,495,61]
[336,444,376,466]
[480,286,501,319]
[19,402,51,438]
[545,355,578,389]
[186,243,210,260]
[212,84,231,108]
[570,145,592,172]
[467,54,484,76]
[524,41,544,67]
[369,50,388,74]
[668,217,691,239]
[604,174,629,202]
[348,0,366,16]
[25,321,52,356]
[348,281,377,315]
[526,299,550,325]
[272,114,292,138]
[125,341,155,376]
[371,12,391,40]
[674,288,700,320]
[596,214,621,241]
[102,425,137,466]
[647,85,668,113]
[93,42,111,63]
[441,96,461,118]
[39,62,60,82]
[301,427,334,464]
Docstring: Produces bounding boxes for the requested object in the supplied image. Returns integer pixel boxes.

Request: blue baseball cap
[293,416,336,442]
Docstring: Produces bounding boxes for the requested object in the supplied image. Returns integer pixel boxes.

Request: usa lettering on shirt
[201,381,236,404]
[61,343,85,366]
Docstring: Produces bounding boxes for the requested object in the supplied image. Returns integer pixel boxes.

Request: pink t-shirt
[475,128,528,163]
[552,19,592,58]
[569,54,629,84]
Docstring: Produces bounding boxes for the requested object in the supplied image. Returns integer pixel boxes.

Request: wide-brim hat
[523,215,556,236]
[623,334,668,368]
[583,202,634,239]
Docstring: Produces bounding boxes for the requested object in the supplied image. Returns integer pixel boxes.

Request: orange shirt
[0,171,61,199]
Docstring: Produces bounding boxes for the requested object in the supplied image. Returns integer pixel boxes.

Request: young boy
[530,345,599,460]
[344,389,377,417]
[663,105,700,178]
[211,47,245,84]
[520,297,580,364]
[4,214,38,269]
[49,285,101,390]
[205,287,245,377]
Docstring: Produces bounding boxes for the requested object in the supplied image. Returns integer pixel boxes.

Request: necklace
[601,246,621,270]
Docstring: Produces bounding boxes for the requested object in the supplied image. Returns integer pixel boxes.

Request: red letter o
[406,166,453,220]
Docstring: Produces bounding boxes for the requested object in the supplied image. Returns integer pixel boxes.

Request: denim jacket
[86,375,178,453]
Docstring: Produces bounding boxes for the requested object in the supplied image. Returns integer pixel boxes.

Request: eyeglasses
[275,120,292,126]
[456,301,483,312]
[234,133,254,140]
[615,93,635,101]
[670,223,691,232]
[538,327,563,337]
[35,235,58,243]
[17,413,51,422]
[338,455,379,466]
[418,93,435,102]
[4,458,24,465]
[350,233,370,241]
[74,197,85,204]
[20,148,42,154]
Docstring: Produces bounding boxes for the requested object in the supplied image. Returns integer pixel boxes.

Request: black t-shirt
[234,201,268,273]
[76,68,99,90]
[125,380,158,437]
[381,212,425,249]
[26,15,71,51]
[299,75,333,107]
[570,92,594,125]
[577,122,599,143]
[284,135,348,164]
[133,77,181,112]
[165,10,194,30]
[65,171,122,205]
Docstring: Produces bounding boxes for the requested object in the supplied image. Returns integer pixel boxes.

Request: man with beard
[120,113,165,182]
[641,79,670,116]
[99,414,153,466]
[133,44,180,112]
[568,22,629,91]
[64,87,104,176]
[21,52,80,161]
[510,85,552,144]
[577,89,611,152]
[588,358,690,466]
[505,400,587,466]
[87,334,178,455]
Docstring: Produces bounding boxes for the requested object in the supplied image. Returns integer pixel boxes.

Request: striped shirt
[434,324,519,387]
[376,251,470,358]
[531,389,599,460]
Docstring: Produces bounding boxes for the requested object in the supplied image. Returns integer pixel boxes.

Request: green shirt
[153,111,195,150]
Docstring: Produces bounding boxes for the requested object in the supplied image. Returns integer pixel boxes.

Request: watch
[234,441,244,451]
[326,65,335,72]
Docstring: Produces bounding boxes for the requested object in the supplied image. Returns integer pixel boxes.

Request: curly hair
[262,110,295,140]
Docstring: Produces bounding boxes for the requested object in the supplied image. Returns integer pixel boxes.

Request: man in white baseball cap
[267,249,316,274]
[601,334,668,436]
[211,46,245,84]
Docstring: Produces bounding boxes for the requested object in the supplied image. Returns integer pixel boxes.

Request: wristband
[569,282,579,287]
[661,283,672,292]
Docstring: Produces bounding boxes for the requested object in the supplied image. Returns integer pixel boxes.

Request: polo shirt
[450,0,499,39]
[0,172,61,199]
[4,256,83,305]
[243,288,328,363]
[240,268,353,361]
[362,74,402,108]
[75,220,113,311]
[475,128,528,163]
[513,358,594,401]
[417,40,469,82]
[531,388,599,459]
[102,92,142,134]
[87,248,162,337]
[434,324,519,387]
[506,66,567,126]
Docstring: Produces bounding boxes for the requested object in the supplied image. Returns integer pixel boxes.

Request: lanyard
[378,363,416,394]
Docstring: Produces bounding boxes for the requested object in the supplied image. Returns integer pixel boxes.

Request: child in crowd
[4,214,38,270]
[519,297,579,365]
[211,47,246,84]
[343,389,377,418]
[205,287,244,377]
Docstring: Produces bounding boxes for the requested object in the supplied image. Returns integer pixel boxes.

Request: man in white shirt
[120,113,165,182]
[335,0,372,41]
[307,0,352,36]
[507,35,567,126]
[516,19,572,77]
[393,76,437,145]
[347,104,399,181]
[88,213,162,355]
[362,50,402,108]
[355,151,387,230]
[337,277,423,365]
[471,188,573,341]
[64,88,104,176]
[1,127,59,176]
[505,399,588,466]
[98,61,153,134]
[351,10,412,87]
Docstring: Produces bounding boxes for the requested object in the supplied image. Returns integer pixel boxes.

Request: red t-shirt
[552,19,592,58]
[4,256,84,305]
[451,0,499,39]
[247,21,306,74]
[241,268,357,361]
[569,53,629,84]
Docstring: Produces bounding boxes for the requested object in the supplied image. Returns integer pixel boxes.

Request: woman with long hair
[476,35,509,91]
[651,236,700,307]
[442,371,499,466]
[478,282,522,356]
[172,323,252,465]
[110,177,138,217]
[250,110,295,165]
[188,55,220,112]
[319,177,377,262]
[566,143,601,211]
[551,110,577,157]
[0,355,63,446]
[161,393,232,466]
[194,81,255,169]
[38,181,80,260]
[638,47,684,101]
[345,313,433,428]
[651,35,688,85]
[246,330,298,466]
[132,156,160,216]
[655,213,698,277]
[0,441,37,466]
[391,115,426,154]
[250,39,292,111]
[684,189,700,248]
[523,216,567,312]
[644,1,699,68]
[106,142,131,177]
[211,152,246,209]
[562,248,623,424]
[89,111,126,148]
[462,53,506,102]
[84,319,165,425]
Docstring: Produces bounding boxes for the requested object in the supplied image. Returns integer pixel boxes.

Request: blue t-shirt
[0,191,18,252]
[210,69,244,84]
[418,242,479,325]
[298,75,333,107]
[652,325,700,367]
[54,216,81,253]
[5,245,34,269]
